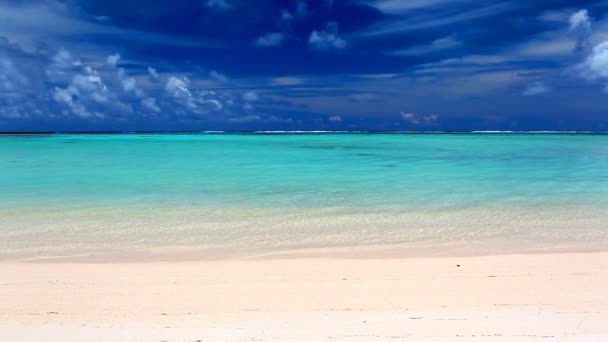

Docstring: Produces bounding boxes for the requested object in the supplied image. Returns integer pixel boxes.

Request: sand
[1,252,608,341]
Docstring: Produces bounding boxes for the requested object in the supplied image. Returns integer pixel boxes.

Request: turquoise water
[1,133,608,259]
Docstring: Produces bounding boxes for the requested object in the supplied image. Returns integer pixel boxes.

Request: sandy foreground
[1,252,608,341]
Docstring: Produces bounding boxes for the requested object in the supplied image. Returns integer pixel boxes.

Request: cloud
[45,48,82,83]
[254,32,286,47]
[117,68,144,97]
[0,54,31,119]
[52,86,104,119]
[329,115,342,122]
[106,53,120,67]
[308,22,347,50]
[0,55,28,93]
[371,0,466,13]
[49,58,136,119]
[165,76,196,109]
[523,82,549,96]
[271,76,303,86]
[147,67,159,80]
[569,9,592,52]
[243,90,259,102]
[141,97,160,113]
[569,9,591,32]
[357,2,520,37]
[227,114,261,123]
[164,75,226,114]
[400,112,438,125]
[390,35,460,55]
[210,70,228,83]
[107,54,146,98]
[577,41,608,80]
[205,0,230,11]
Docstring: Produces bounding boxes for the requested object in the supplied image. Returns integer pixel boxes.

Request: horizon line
[1,130,608,135]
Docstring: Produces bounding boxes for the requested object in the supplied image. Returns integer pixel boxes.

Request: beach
[2,133,608,340]
[2,252,608,341]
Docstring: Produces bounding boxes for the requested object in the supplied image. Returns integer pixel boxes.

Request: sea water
[1,133,607,259]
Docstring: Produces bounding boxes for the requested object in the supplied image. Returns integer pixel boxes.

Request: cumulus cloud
[0,54,31,119]
[106,53,120,67]
[0,56,28,93]
[308,22,347,50]
[400,112,439,125]
[329,115,342,122]
[165,76,196,109]
[209,70,228,82]
[117,68,144,97]
[577,41,608,80]
[147,67,159,80]
[569,9,592,52]
[105,53,147,99]
[165,75,225,114]
[254,32,286,47]
[141,97,160,113]
[52,86,104,119]
[50,63,115,118]
[0,42,259,124]
[523,82,549,96]
[569,9,591,32]
[45,48,82,82]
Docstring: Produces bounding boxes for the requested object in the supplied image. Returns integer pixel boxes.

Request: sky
[1,0,608,131]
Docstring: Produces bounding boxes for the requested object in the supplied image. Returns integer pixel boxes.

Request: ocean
[1,133,607,260]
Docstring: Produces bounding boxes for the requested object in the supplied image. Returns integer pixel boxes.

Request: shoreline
[5,241,608,263]
[3,251,608,341]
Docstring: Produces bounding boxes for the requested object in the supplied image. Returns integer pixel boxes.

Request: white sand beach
[1,252,608,341]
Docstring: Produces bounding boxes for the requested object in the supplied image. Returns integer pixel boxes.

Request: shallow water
[1,133,607,259]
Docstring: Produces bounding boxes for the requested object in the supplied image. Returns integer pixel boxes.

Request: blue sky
[1,0,608,131]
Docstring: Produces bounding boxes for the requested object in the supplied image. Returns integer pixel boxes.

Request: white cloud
[49,60,125,118]
[205,0,230,10]
[400,112,439,125]
[147,67,159,80]
[371,0,467,13]
[358,1,519,37]
[243,90,259,102]
[106,53,120,67]
[569,9,592,52]
[308,22,347,50]
[165,76,196,109]
[116,68,143,97]
[0,55,27,93]
[523,82,549,96]
[577,41,608,80]
[209,70,228,82]
[165,75,225,114]
[107,54,146,98]
[141,97,160,113]
[254,32,286,47]
[569,9,591,32]
[52,86,104,119]
[329,115,342,122]
[390,35,460,55]
[45,48,82,82]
